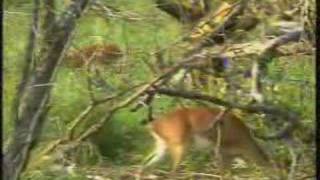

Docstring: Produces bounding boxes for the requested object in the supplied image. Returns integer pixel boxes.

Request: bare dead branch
[85,51,101,101]
[205,29,304,60]
[186,1,244,52]
[212,108,230,168]
[188,172,222,179]
[287,142,298,180]
[91,0,144,21]
[67,104,96,140]
[130,90,155,112]
[260,30,303,56]
[250,59,264,103]
[249,29,304,103]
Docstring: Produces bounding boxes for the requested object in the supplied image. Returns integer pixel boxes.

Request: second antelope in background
[140,107,274,175]
[64,43,123,68]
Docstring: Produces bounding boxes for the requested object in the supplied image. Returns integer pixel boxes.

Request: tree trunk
[3,1,91,180]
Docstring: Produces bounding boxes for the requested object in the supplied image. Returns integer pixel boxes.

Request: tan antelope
[64,43,123,68]
[139,107,274,177]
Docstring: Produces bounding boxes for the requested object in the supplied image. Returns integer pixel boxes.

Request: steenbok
[138,107,274,178]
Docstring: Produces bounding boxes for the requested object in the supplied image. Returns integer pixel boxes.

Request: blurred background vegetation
[3,0,315,179]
